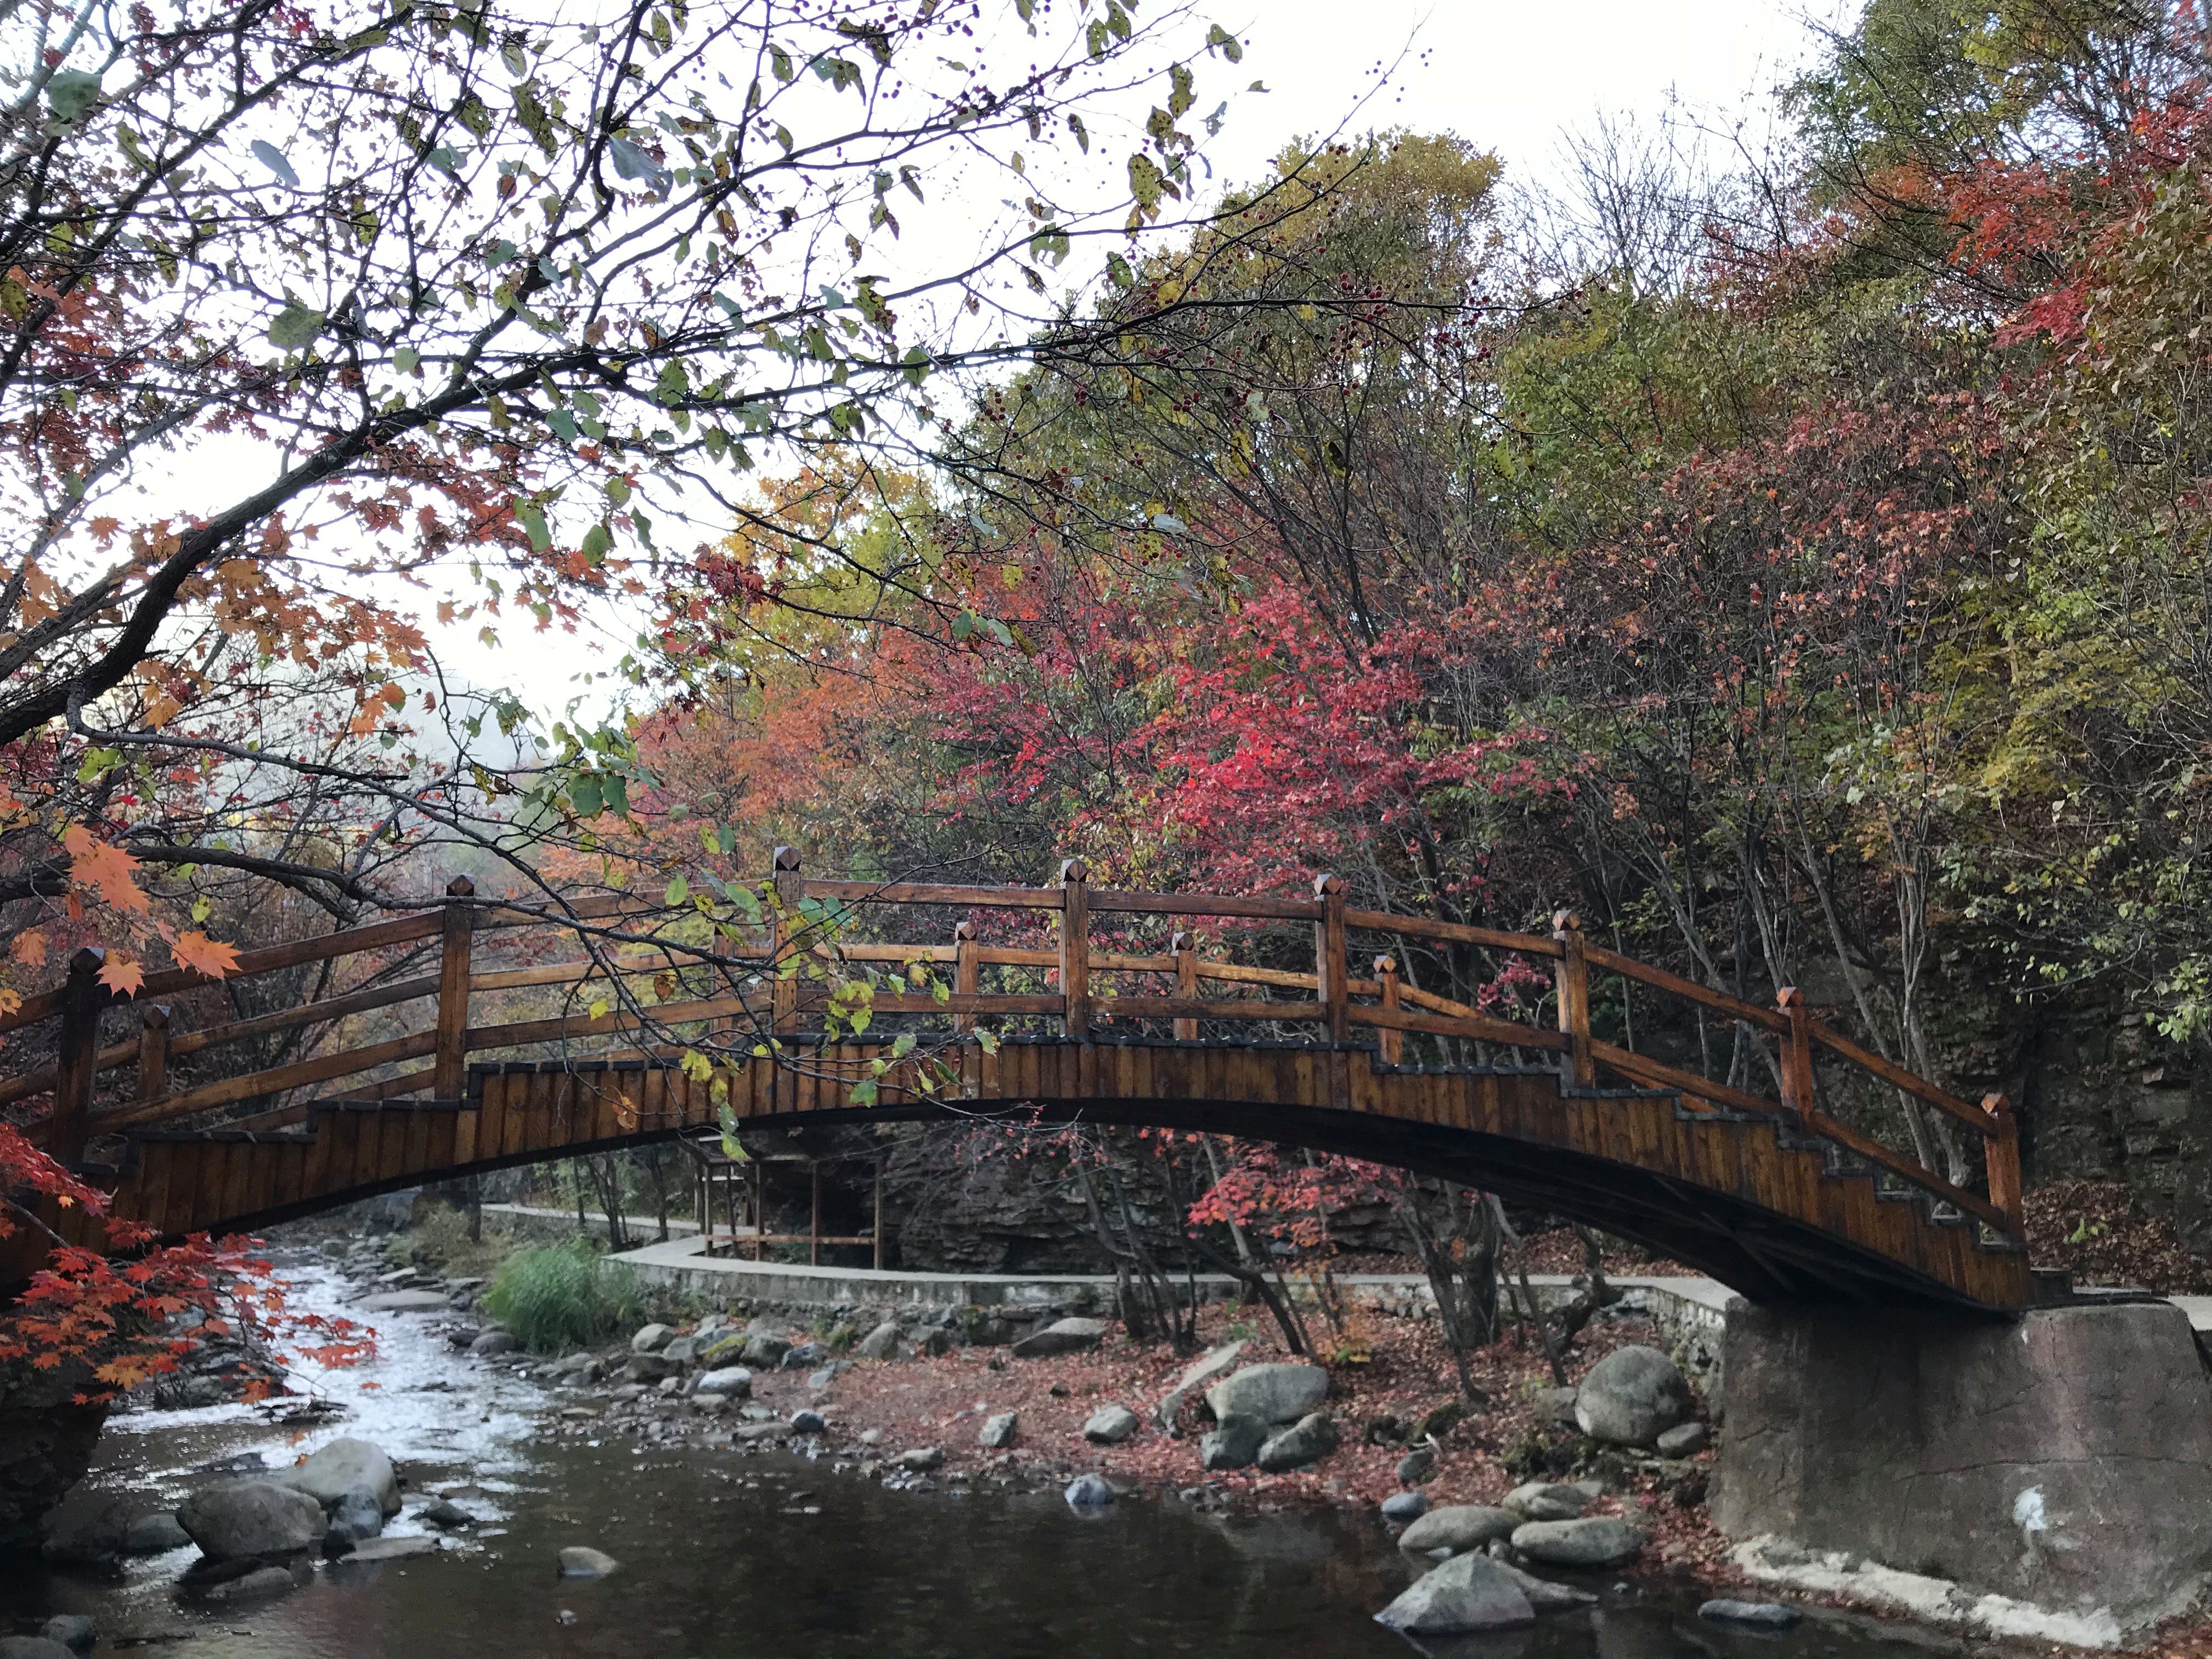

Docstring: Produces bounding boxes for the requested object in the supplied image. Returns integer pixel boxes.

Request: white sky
[445,0,1835,729]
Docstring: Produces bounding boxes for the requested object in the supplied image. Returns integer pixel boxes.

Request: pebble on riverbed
[557,1546,620,1578]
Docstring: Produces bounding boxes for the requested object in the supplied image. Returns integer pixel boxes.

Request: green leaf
[571,773,603,817]
[975,1029,1000,1056]
[394,345,420,374]
[580,522,611,565]
[268,301,325,349]
[1206,24,1243,62]
[46,70,101,126]
[251,139,301,188]
[890,1031,917,1058]
[665,874,690,905]
[850,1078,878,1105]
[515,503,551,550]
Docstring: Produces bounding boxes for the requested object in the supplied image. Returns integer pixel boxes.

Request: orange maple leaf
[172,930,241,980]
[98,955,145,997]
[10,927,46,967]
[62,826,150,915]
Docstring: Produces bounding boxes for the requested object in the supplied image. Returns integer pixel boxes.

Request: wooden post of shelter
[771,847,804,1038]
[752,1157,765,1262]
[1057,858,1090,1041]
[951,921,979,1035]
[1776,987,1816,1125]
[873,1161,885,1269]
[1984,1092,2023,1233]
[1374,956,1403,1065]
[434,876,475,1099]
[1314,874,1348,1044]
[50,947,109,1165]
[809,1161,821,1266]
[1171,931,1199,1041]
[137,1005,172,1103]
[1552,910,1594,1088]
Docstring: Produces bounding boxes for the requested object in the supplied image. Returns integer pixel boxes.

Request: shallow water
[6,1260,1963,1659]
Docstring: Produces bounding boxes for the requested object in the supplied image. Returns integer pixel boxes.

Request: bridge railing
[0,853,2021,1238]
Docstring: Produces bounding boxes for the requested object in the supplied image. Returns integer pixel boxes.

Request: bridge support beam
[1711,1297,2212,1633]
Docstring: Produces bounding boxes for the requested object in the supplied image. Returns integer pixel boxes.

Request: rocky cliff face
[0,1355,107,1553]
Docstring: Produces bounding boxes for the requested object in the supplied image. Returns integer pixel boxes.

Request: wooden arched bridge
[2,856,2046,1309]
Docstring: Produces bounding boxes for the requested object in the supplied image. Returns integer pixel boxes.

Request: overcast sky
[448,0,1838,727]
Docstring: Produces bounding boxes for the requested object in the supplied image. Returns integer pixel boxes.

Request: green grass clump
[481,1242,641,1352]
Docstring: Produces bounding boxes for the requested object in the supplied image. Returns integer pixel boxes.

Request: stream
[4,1251,1969,1659]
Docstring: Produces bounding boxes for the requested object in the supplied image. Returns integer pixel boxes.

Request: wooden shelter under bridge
[679,1123,884,1267]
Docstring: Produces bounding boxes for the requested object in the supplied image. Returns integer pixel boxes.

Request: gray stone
[740,1334,790,1367]
[698,1335,748,1368]
[1510,1517,1646,1568]
[806,1362,850,1391]
[1009,1317,1110,1358]
[629,1323,673,1353]
[1374,1551,1536,1635]
[1064,1474,1115,1509]
[469,1329,517,1357]
[1396,1447,1435,1486]
[345,1534,437,1561]
[916,1328,954,1358]
[780,1341,826,1371]
[276,1437,399,1516]
[1205,1362,1328,1426]
[177,1481,326,1561]
[2,1640,76,1659]
[790,1410,827,1436]
[122,1510,191,1554]
[661,1336,698,1366]
[198,1564,301,1602]
[897,1446,946,1472]
[979,1412,1019,1449]
[327,1484,384,1542]
[730,1422,786,1443]
[1711,1300,2212,1624]
[1573,1345,1692,1447]
[692,1367,752,1398]
[359,1290,449,1313]
[38,1617,94,1653]
[1656,1421,1710,1458]
[1498,1561,1599,1611]
[856,1321,902,1361]
[1200,1414,1268,1471]
[1256,1412,1339,1472]
[418,1498,473,1529]
[1084,1405,1141,1444]
[1381,1491,1430,1524]
[1537,1386,1581,1427]
[1397,1505,1520,1556]
[558,1545,619,1578]
[1701,1599,1802,1628]
[1152,1340,1246,1427]
[624,1352,681,1383]
[1504,1481,1590,1522]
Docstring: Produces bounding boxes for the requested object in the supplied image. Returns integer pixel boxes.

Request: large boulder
[1009,1317,1109,1358]
[630,1324,673,1353]
[855,1321,902,1361]
[1504,1481,1590,1522]
[692,1367,752,1398]
[1205,1363,1328,1426]
[624,1352,681,1383]
[1152,1340,1246,1427]
[326,1485,383,1543]
[1200,1414,1268,1471]
[177,1482,327,1561]
[739,1334,789,1368]
[277,1438,399,1517]
[1256,1413,1339,1472]
[1396,1505,1519,1556]
[1511,1516,1646,1568]
[1374,1553,1535,1635]
[122,1510,191,1554]
[1573,1346,1692,1447]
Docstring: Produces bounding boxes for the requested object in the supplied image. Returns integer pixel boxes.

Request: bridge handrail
[0,854,2022,1235]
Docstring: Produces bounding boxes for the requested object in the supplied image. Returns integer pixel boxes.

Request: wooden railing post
[50,947,108,1164]
[1551,910,1593,1087]
[771,846,803,1037]
[1984,1092,2023,1233]
[1776,986,1815,1124]
[1171,930,1199,1040]
[951,920,979,1035]
[1374,955,1402,1065]
[137,1005,172,1103]
[434,876,475,1099]
[1057,857,1090,1040]
[1314,874,1348,1043]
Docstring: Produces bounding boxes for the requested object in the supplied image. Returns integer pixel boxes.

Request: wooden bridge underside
[102,1036,2037,1310]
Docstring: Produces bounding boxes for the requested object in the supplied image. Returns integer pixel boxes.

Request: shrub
[481,1242,641,1352]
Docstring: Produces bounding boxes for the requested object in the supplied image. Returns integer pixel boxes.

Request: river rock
[790,1410,827,1436]
[346,1534,438,1561]
[1504,1481,1589,1522]
[979,1412,1019,1449]
[856,1321,902,1361]
[1205,1362,1328,1426]
[630,1324,673,1353]
[1374,1551,1535,1635]
[327,1484,383,1542]
[1396,1505,1519,1556]
[1537,1385,1580,1426]
[740,1334,789,1367]
[359,1289,449,1313]
[1573,1346,1692,1447]
[780,1341,826,1371]
[1064,1474,1115,1509]
[278,1437,399,1516]
[1380,1491,1430,1524]
[558,1545,619,1578]
[1,1640,77,1659]
[1499,1561,1599,1610]
[1701,1599,1802,1628]
[1009,1317,1110,1358]
[1656,1420,1709,1457]
[177,1482,326,1561]
[1152,1340,1246,1427]
[1200,1414,1268,1471]
[1084,1405,1140,1444]
[624,1352,681,1383]
[122,1510,191,1554]
[199,1564,302,1602]
[1395,1447,1435,1485]
[1256,1412,1339,1472]
[692,1367,752,1398]
[469,1329,517,1357]
[418,1498,474,1529]
[662,1336,699,1367]
[898,1446,946,1472]
[39,1617,94,1654]
[1510,1517,1646,1568]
